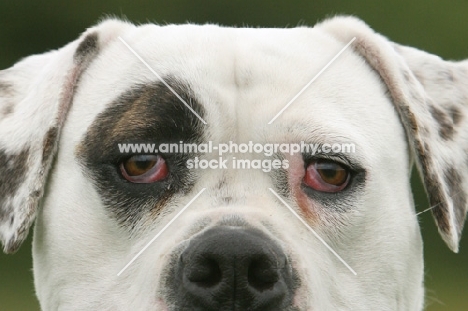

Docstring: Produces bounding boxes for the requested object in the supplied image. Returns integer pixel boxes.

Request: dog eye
[120,155,168,183]
[303,160,350,192]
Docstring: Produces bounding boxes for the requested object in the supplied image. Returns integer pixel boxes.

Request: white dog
[0,16,467,310]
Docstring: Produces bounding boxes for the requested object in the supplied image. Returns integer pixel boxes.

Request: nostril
[248,256,280,291]
[186,257,222,288]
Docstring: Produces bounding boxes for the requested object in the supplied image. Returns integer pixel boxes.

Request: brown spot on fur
[0,82,15,116]
[0,148,29,220]
[74,32,99,65]
[444,167,467,233]
[429,105,454,140]
[449,106,463,126]
[0,82,13,95]
[42,127,59,166]
[1,103,14,116]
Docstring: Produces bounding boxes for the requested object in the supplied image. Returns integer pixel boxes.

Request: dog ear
[319,16,468,252]
[0,19,133,254]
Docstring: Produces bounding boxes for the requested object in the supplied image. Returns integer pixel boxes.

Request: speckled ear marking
[74,32,99,65]
[444,167,467,230]
[0,26,113,254]
[320,16,468,252]
[0,82,14,116]
[429,104,455,140]
[41,127,58,167]
[449,106,463,126]
[1,104,13,116]
[0,82,13,94]
[0,148,29,211]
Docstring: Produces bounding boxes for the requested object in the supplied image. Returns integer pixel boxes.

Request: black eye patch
[76,79,205,228]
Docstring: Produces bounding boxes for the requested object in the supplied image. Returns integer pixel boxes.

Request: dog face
[0,17,467,310]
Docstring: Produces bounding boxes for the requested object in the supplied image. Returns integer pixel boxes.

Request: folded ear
[319,16,468,252]
[0,19,133,254]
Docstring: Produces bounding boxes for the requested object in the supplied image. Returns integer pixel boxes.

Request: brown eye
[303,160,350,192]
[120,155,168,183]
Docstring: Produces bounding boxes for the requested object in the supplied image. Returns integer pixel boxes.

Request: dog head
[0,17,467,310]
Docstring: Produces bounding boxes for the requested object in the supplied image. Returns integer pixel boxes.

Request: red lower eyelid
[121,156,168,183]
[146,159,168,182]
[303,162,349,192]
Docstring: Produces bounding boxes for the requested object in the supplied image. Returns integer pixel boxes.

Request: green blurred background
[0,0,467,310]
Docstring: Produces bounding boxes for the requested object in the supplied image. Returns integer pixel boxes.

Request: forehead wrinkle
[282,121,361,145]
[273,121,371,165]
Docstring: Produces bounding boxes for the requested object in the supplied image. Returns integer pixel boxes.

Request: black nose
[168,227,296,311]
